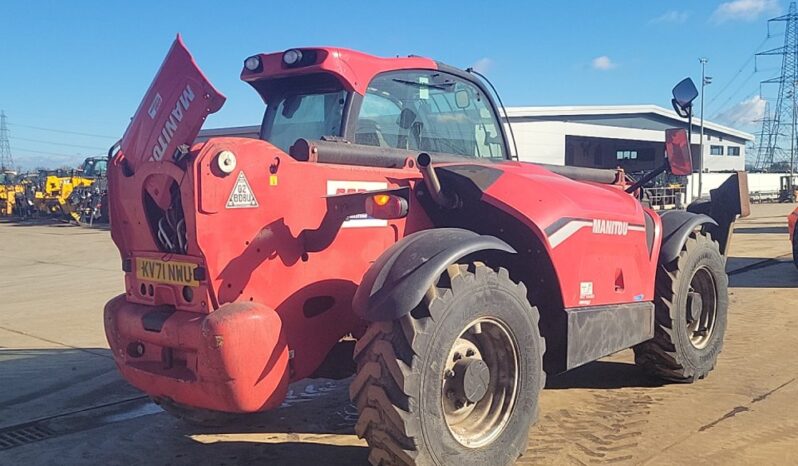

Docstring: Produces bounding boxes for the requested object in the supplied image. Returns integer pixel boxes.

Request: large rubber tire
[154,398,241,427]
[634,232,728,382]
[351,263,545,466]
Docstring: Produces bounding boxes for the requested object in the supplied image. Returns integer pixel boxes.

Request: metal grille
[0,424,54,450]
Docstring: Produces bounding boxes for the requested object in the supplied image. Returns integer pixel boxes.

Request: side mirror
[665,128,693,176]
[671,78,698,117]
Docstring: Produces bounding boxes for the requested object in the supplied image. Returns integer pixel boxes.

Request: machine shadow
[726,258,798,288]
[176,441,368,466]
[545,359,664,390]
[733,225,789,234]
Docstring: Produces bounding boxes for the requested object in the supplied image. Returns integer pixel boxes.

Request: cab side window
[355,70,505,159]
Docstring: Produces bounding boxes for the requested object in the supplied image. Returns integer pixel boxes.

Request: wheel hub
[687,291,703,324]
[441,317,520,449]
[452,358,490,404]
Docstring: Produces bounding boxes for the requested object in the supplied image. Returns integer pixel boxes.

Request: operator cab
[81,157,108,178]
[243,48,511,161]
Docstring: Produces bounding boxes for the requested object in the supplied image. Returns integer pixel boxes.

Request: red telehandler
[104,37,749,465]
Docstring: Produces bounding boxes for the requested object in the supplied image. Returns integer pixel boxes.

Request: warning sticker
[226,172,259,208]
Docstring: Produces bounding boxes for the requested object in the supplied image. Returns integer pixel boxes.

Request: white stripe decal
[548,221,593,248]
[547,220,647,248]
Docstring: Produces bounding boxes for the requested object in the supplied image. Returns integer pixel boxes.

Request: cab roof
[240,47,438,97]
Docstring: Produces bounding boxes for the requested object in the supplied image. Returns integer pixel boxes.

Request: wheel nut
[444,369,455,379]
[453,352,462,361]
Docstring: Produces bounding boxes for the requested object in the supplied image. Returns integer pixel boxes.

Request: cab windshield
[82,158,107,177]
[355,70,506,159]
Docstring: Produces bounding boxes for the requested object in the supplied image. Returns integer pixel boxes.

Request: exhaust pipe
[417,153,458,209]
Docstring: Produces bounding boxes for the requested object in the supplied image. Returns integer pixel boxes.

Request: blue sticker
[633,294,644,302]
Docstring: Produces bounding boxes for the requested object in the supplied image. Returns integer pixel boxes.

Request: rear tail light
[366,194,408,219]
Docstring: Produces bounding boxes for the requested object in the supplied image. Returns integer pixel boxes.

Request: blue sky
[0,0,787,168]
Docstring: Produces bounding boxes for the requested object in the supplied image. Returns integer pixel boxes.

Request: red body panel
[789,207,797,241]
[481,162,661,308]
[104,40,663,413]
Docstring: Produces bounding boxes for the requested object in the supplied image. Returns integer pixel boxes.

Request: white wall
[685,172,788,203]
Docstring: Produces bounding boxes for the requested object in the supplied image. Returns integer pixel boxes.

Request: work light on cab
[282,49,303,66]
[244,55,261,71]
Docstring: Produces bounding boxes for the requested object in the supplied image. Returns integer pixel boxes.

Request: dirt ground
[1,203,797,465]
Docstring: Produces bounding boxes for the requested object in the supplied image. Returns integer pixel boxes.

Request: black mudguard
[687,171,750,258]
[659,210,717,263]
[352,228,516,322]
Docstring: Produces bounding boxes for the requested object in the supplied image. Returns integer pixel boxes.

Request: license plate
[136,258,198,287]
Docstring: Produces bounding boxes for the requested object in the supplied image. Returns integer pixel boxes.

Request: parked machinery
[67,156,109,224]
[103,39,749,466]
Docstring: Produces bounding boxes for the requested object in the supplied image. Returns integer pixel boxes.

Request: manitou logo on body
[149,84,196,162]
[226,172,259,208]
[592,219,629,236]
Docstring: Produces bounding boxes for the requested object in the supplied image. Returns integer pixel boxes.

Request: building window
[728,146,740,156]
[710,145,724,156]
[616,150,638,160]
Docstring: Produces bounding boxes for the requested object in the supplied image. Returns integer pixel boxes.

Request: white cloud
[470,57,493,74]
[651,10,690,24]
[591,55,617,71]
[711,0,779,23]
[715,95,767,128]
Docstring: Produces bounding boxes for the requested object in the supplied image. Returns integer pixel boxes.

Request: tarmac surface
[1,203,797,465]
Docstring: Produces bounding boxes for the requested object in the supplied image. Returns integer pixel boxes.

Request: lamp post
[698,58,711,199]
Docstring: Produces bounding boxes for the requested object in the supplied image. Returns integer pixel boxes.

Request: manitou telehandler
[104,37,749,465]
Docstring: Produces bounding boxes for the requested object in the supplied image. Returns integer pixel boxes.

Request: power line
[10,136,107,151]
[6,122,118,140]
[12,146,88,158]
[707,34,771,111]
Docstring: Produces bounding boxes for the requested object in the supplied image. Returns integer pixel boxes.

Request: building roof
[197,105,755,143]
[505,104,754,142]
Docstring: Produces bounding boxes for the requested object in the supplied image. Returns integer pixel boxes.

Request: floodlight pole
[698,57,708,199]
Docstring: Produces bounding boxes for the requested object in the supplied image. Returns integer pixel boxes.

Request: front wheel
[634,232,728,382]
[792,228,798,270]
[351,263,545,466]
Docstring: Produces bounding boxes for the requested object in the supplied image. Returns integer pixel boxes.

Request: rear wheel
[351,263,545,466]
[634,232,728,382]
[154,398,241,427]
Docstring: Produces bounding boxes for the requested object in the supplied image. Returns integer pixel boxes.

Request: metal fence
[644,186,685,210]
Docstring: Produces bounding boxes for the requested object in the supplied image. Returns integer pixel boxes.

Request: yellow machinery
[35,171,95,221]
[0,170,24,216]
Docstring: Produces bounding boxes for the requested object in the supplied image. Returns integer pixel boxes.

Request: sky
[0,0,789,169]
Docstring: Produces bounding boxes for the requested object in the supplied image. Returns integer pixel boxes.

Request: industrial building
[506,105,752,173]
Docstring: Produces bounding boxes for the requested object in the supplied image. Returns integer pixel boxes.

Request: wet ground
[1,203,797,465]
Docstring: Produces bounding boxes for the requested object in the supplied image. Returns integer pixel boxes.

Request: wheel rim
[686,266,718,349]
[441,317,520,448]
